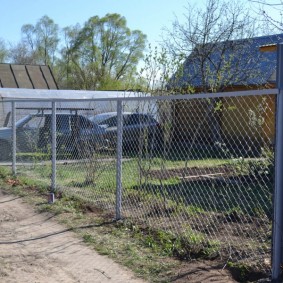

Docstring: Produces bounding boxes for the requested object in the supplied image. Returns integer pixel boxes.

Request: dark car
[0,112,105,160]
[90,112,162,150]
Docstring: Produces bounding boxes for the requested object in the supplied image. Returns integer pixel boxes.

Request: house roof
[0,64,58,89]
[169,33,283,90]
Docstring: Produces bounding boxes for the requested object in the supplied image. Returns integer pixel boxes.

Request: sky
[0,0,190,46]
[0,0,281,49]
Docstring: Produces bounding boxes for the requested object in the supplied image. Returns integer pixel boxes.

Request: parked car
[89,112,163,150]
[0,112,105,160]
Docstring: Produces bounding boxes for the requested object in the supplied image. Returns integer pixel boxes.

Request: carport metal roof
[0,88,147,101]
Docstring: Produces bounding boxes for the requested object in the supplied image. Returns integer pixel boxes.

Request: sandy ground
[0,188,243,283]
[0,190,146,283]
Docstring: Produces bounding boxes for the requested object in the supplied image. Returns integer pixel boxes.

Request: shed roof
[169,33,283,90]
[0,64,58,89]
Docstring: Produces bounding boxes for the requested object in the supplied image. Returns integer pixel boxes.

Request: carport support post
[11,101,16,175]
[272,43,283,282]
[115,99,123,220]
[49,101,56,204]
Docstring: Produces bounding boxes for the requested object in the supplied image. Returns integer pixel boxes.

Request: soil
[0,189,260,283]
[0,190,145,283]
[149,165,234,181]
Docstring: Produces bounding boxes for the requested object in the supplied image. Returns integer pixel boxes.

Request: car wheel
[148,130,163,153]
[0,141,11,161]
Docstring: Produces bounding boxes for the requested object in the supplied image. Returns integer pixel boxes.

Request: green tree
[55,24,82,88]
[65,13,147,90]
[21,15,59,66]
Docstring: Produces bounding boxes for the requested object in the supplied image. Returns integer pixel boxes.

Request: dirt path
[0,188,250,283]
[0,190,146,283]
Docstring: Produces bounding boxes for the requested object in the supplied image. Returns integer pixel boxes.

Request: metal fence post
[115,99,123,220]
[272,43,283,282]
[11,101,16,175]
[49,101,56,203]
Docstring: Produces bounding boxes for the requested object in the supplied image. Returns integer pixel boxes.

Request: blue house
[169,34,283,92]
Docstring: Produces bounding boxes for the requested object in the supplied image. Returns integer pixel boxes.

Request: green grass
[0,163,272,282]
[15,153,273,218]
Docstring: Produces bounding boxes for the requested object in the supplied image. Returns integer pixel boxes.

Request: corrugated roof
[169,33,283,90]
[0,64,58,89]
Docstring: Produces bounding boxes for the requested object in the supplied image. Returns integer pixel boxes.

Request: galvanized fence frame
[0,86,281,281]
[272,43,283,283]
[3,40,283,280]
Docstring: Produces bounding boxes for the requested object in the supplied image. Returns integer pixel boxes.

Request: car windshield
[90,113,157,126]
[15,114,34,128]
[90,113,117,125]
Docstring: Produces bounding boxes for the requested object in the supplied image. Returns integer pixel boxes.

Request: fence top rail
[0,88,278,103]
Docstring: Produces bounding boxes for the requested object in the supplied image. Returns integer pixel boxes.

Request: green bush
[246,149,274,182]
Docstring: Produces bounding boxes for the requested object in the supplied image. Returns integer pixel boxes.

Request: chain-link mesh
[0,93,275,273]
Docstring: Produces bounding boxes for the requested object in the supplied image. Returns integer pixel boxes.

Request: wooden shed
[170,34,281,153]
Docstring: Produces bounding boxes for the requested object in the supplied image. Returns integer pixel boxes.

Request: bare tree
[21,15,59,66]
[0,38,8,63]
[163,0,273,93]
[249,0,283,32]
[8,42,37,64]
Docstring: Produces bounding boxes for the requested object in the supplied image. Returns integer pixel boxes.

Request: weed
[224,206,245,222]
[0,166,10,178]
[172,227,222,260]
[227,261,249,281]
[230,148,274,184]
[184,205,205,215]
[83,233,96,244]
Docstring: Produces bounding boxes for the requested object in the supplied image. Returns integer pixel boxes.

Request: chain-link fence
[0,89,278,277]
